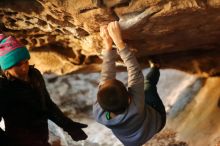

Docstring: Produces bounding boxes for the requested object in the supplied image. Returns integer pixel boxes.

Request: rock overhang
[0,0,220,76]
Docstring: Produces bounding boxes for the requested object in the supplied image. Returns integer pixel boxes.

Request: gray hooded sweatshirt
[93,46,162,146]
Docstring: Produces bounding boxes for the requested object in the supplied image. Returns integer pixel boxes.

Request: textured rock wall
[0,0,220,75]
[1,1,220,146]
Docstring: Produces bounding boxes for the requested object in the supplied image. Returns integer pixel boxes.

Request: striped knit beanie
[0,34,30,70]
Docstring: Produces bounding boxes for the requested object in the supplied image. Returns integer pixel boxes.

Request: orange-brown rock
[0,0,220,75]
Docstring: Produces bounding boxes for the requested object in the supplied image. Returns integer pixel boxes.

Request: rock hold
[119,6,163,30]
[0,0,220,76]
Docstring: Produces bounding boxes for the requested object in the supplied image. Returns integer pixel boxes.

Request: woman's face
[5,60,29,80]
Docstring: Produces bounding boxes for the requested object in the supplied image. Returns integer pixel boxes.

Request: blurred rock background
[42,69,220,146]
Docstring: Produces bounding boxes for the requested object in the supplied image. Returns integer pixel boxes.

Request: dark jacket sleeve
[44,88,75,129]
[0,78,3,124]
[0,78,5,138]
[0,115,2,129]
[30,67,76,129]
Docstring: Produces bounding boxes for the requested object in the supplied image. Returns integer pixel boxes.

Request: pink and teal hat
[0,34,30,70]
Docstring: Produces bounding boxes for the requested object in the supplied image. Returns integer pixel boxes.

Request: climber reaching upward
[93,21,166,146]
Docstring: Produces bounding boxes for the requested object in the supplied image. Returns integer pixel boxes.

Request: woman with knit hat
[0,34,88,146]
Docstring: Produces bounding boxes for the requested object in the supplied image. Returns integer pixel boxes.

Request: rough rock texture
[1,1,220,146]
[0,0,220,75]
